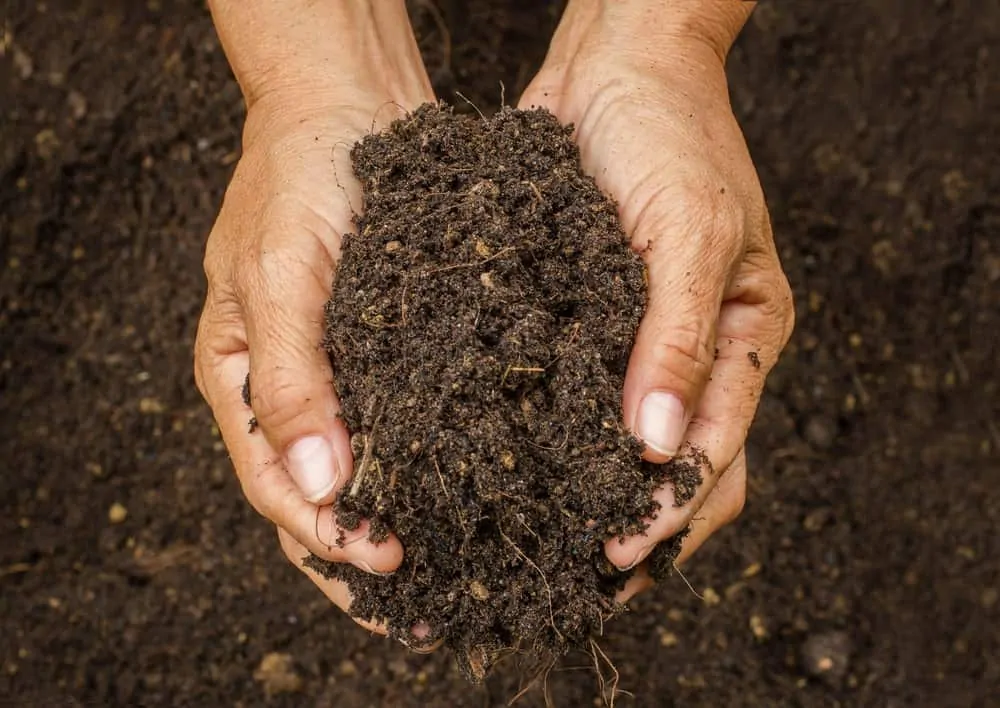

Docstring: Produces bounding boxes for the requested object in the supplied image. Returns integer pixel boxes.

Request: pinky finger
[614,450,747,604]
[676,448,747,565]
[277,527,387,636]
[277,528,444,653]
[614,565,654,604]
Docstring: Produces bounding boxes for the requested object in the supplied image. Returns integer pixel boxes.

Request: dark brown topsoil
[306,104,696,678]
[2,1,998,706]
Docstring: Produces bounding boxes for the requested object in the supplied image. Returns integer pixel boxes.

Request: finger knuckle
[193,347,209,401]
[203,226,236,287]
[242,467,291,525]
[777,273,796,346]
[251,367,315,439]
[759,270,796,351]
[276,528,305,566]
[648,323,713,393]
[724,490,747,525]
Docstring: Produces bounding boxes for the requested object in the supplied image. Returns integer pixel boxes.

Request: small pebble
[139,397,165,414]
[108,503,128,524]
[469,580,489,601]
[67,90,88,120]
[253,652,302,696]
[13,47,33,79]
[801,631,851,679]
[659,630,679,647]
[804,415,837,449]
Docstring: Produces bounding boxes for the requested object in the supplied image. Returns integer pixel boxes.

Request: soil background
[1,1,997,706]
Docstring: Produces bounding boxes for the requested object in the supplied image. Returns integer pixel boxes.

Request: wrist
[208,0,432,111]
[556,0,754,67]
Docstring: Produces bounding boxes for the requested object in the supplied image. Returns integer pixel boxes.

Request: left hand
[519,1,794,596]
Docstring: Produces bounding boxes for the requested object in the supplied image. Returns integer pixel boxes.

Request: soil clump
[308,104,699,679]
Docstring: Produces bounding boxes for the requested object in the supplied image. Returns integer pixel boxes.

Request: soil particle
[803,414,837,450]
[307,103,698,679]
[253,653,303,697]
[801,631,852,681]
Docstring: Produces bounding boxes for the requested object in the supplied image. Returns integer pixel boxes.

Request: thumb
[622,183,742,461]
[241,219,353,504]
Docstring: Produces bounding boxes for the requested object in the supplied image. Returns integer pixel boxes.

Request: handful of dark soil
[306,103,697,680]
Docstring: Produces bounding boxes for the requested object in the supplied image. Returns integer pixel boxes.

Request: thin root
[435,456,468,536]
[507,656,556,707]
[350,403,382,497]
[425,245,517,275]
[672,561,704,600]
[455,90,487,122]
[500,529,563,642]
[590,638,621,708]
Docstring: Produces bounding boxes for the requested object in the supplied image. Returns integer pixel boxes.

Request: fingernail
[617,544,655,572]
[286,436,339,503]
[636,391,687,457]
[351,559,393,576]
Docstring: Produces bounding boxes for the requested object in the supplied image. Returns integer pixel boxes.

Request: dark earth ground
[1,1,997,706]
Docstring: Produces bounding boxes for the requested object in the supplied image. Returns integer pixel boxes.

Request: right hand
[194,80,434,629]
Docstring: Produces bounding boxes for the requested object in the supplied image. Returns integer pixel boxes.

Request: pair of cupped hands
[194,2,793,640]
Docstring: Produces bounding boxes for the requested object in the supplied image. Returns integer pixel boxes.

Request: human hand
[519,0,794,591]
[195,1,435,630]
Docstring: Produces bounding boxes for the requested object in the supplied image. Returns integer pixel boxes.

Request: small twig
[501,363,545,387]
[524,180,544,208]
[433,457,450,500]
[350,403,382,497]
[399,279,409,327]
[425,245,516,275]
[434,456,468,536]
[0,562,36,578]
[515,514,541,546]
[455,91,487,122]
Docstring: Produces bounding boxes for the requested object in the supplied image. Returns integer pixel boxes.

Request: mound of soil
[306,104,698,679]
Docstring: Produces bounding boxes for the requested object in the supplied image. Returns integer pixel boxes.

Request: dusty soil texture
[1,1,998,707]
[307,103,695,679]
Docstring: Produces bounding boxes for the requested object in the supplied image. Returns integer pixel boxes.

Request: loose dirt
[306,104,697,680]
